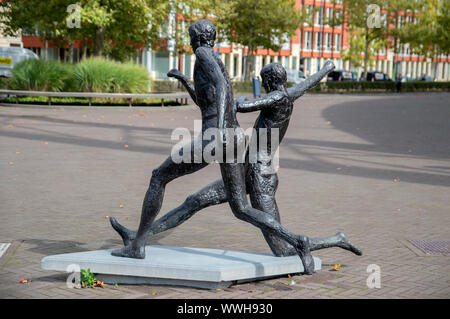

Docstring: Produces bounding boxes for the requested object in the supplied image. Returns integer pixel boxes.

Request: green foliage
[8,59,75,92]
[221,0,302,80]
[320,81,449,93]
[341,0,387,73]
[7,58,150,93]
[0,0,167,62]
[74,58,150,93]
[4,96,178,106]
[233,80,450,94]
[0,77,10,89]
[80,268,96,287]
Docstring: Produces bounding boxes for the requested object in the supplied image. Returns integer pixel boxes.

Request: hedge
[229,80,450,94]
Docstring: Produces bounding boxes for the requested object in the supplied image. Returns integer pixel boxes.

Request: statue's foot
[109,217,137,246]
[111,244,145,259]
[294,235,315,275]
[335,232,363,256]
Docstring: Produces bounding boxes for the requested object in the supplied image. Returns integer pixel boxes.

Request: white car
[286,69,306,84]
[0,47,39,77]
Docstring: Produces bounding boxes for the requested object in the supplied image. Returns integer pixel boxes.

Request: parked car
[0,47,39,77]
[286,69,306,84]
[416,74,434,81]
[364,71,392,82]
[327,70,355,81]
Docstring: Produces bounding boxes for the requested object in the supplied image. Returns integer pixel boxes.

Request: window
[325,33,332,51]
[315,6,324,25]
[335,9,342,27]
[306,58,311,76]
[314,32,323,51]
[304,32,312,50]
[325,7,333,26]
[334,34,341,51]
[304,5,314,26]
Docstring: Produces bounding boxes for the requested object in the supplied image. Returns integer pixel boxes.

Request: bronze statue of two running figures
[109,20,361,275]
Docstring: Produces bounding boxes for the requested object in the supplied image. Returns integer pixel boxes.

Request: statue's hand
[167,69,183,79]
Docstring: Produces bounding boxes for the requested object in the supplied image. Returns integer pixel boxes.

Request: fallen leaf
[326,121,332,125]
[20,278,32,283]
[104,215,110,219]
[124,144,129,148]
[8,161,14,165]
[331,264,341,271]
[119,204,124,208]
[16,152,21,154]
[44,141,49,145]
[393,178,400,182]
[336,167,342,171]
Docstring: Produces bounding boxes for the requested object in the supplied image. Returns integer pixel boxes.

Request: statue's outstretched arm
[167,69,198,105]
[236,91,286,113]
[287,60,335,100]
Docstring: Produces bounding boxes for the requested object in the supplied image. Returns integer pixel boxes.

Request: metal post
[161,98,164,107]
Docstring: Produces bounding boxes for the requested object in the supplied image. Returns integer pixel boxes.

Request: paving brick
[0,93,449,299]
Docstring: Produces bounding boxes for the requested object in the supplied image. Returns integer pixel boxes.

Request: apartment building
[18,0,450,81]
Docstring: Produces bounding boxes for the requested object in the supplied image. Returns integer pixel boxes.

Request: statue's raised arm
[237,60,335,114]
[287,60,335,100]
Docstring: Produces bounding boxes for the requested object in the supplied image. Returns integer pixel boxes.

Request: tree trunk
[363,29,369,81]
[69,39,74,64]
[433,47,440,80]
[244,49,254,82]
[44,39,48,60]
[82,39,87,60]
[94,28,105,57]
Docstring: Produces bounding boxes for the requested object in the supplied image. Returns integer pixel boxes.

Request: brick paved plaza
[0,93,449,299]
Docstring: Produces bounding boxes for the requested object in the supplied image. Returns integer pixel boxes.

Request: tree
[221,0,302,81]
[340,0,387,80]
[402,0,450,80]
[0,0,167,62]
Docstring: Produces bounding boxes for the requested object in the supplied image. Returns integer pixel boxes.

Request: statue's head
[260,62,287,93]
[189,19,216,51]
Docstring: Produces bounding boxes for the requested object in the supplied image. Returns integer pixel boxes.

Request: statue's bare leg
[219,161,316,274]
[247,164,362,257]
[111,165,362,258]
[110,179,228,246]
[111,137,209,258]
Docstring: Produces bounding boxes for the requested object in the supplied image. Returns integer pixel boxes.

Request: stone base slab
[41,245,321,289]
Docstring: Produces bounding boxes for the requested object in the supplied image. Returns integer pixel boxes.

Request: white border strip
[0,243,11,258]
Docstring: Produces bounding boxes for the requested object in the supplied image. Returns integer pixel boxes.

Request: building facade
[14,0,450,82]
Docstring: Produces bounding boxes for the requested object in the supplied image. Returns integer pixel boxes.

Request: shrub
[8,59,75,92]
[74,58,150,93]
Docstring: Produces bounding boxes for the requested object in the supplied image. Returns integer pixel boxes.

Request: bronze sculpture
[110,20,362,275]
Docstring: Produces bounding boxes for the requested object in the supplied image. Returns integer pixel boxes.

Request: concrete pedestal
[41,245,321,289]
